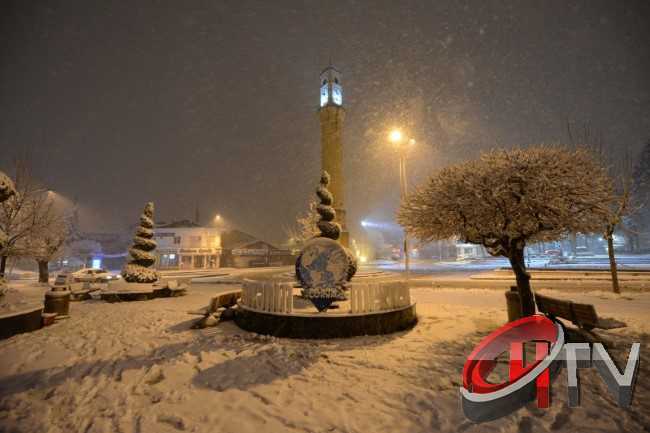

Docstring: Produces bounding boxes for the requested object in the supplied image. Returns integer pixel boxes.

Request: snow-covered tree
[631,139,650,249]
[122,202,159,283]
[23,204,67,283]
[398,145,614,316]
[285,199,319,251]
[0,171,15,203]
[0,161,47,277]
[566,121,634,292]
[0,170,16,293]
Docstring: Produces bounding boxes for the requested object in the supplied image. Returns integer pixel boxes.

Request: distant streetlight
[388,128,415,277]
[389,129,403,144]
[213,213,228,230]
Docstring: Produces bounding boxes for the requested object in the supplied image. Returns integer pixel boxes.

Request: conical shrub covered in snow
[122,202,159,283]
[315,171,341,240]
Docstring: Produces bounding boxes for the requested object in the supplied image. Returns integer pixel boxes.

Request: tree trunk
[605,232,620,294]
[508,247,536,316]
[569,233,577,256]
[38,260,49,284]
[630,233,639,253]
[0,255,7,277]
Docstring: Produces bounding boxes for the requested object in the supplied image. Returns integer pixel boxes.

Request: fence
[241,280,294,313]
[241,279,412,315]
[349,281,411,314]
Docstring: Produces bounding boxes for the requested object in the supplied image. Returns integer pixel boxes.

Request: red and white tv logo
[460,315,640,422]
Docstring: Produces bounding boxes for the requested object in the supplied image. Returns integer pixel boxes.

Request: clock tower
[319,65,349,247]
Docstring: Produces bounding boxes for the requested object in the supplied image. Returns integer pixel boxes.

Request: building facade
[224,240,294,268]
[153,221,221,270]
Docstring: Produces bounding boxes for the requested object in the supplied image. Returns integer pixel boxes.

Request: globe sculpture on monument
[295,171,357,312]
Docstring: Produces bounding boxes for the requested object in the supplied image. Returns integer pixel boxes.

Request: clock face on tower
[332,85,342,105]
[320,85,329,107]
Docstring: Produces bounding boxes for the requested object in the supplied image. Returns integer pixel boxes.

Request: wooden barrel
[44,290,71,316]
[505,286,522,322]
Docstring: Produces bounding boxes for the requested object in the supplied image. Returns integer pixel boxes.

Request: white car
[71,268,121,283]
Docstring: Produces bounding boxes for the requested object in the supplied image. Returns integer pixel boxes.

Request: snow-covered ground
[0,282,649,433]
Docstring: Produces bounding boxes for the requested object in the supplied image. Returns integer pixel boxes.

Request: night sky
[1,1,648,244]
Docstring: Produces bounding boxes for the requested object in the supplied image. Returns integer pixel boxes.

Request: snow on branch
[398,145,615,256]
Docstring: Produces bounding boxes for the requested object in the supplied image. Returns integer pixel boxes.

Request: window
[322,79,327,85]
[334,77,339,84]
[174,236,181,244]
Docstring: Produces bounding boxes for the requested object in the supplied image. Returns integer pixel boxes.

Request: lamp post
[389,129,415,277]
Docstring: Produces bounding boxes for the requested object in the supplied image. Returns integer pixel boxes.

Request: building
[319,64,349,247]
[219,230,294,268]
[153,220,221,269]
[455,243,488,260]
[225,240,294,268]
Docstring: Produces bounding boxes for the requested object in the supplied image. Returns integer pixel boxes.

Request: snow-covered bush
[315,171,341,240]
[398,145,614,315]
[122,202,159,283]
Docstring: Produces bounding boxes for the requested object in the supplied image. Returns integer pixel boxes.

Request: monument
[319,65,349,247]
[295,171,356,311]
[232,67,416,338]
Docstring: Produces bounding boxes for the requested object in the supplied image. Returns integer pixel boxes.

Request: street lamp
[389,129,415,277]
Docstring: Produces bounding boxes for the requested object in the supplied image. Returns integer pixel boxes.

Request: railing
[349,281,411,313]
[241,280,412,315]
[241,280,294,313]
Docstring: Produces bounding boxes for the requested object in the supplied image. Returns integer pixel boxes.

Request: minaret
[318,65,349,247]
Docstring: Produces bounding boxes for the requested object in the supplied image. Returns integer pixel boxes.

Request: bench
[534,293,626,331]
[187,290,241,316]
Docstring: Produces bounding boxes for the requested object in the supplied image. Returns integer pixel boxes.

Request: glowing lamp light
[389,129,403,144]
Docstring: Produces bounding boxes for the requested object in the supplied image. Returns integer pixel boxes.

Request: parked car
[52,272,75,290]
[71,268,121,283]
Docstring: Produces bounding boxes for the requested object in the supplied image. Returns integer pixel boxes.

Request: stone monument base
[234,303,417,339]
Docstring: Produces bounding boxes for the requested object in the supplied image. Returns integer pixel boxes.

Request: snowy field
[1,283,649,433]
